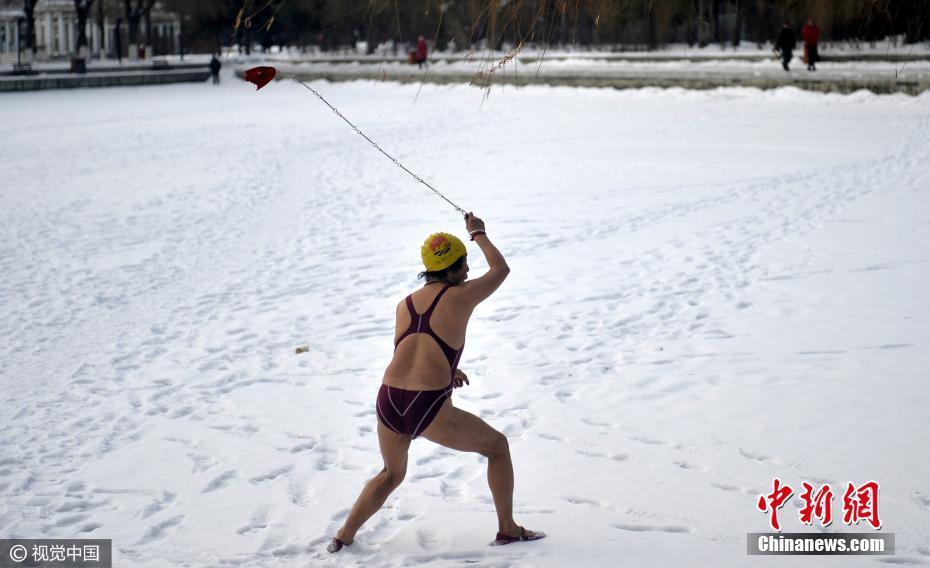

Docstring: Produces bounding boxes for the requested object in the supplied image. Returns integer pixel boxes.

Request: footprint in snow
[554,390,574,402]
[201,470,237,493]
[416,527,449,550]
[538,432,563,442]
[248,465,294,485]
[564,495,601,507]
[237,507,269,535]
[614,522,691,534]
[576,449,606,458]
[136,515,185,544]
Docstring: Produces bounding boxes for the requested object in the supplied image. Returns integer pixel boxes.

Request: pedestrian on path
[802,17,821,71]
[209,54,222,85]
[415,35,428,68]
[775,21,797,72]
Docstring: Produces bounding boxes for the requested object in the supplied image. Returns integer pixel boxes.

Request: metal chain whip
[296,81,467,216]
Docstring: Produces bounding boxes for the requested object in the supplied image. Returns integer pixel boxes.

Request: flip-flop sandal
[326,537,350,553]
[491,526,547,546]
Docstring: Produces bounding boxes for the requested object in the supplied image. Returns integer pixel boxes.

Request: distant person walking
[775,21,797,72]
[802,17,821,71]
[209,54,222,85]
[415,35,428,68]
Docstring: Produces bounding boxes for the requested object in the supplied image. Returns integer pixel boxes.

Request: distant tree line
[165,0,928,54]
[9,0,928,58]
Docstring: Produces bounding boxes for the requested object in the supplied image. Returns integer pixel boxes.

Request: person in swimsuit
[327,213,545,552]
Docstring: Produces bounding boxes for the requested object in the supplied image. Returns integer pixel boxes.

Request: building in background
[0,6,24,62]
[0,0,179,64]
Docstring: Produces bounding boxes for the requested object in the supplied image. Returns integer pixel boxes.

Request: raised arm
[459,212,510,306]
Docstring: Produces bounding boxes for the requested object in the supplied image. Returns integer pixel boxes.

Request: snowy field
[1,76,929,567]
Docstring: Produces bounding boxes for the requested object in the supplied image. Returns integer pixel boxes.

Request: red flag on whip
[244,66,276,90]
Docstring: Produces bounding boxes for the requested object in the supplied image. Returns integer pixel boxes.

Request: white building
[0,8,23,62]
[0,0,180,64]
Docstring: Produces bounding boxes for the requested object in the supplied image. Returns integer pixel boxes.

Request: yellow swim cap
[421,232,467,271]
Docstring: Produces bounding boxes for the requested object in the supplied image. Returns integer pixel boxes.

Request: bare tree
[145,0,930,54]
[96,0,105,56]
[122,0,156,57]
[733,0,742,46]
[73,0,96,55]
[22,0,38,60]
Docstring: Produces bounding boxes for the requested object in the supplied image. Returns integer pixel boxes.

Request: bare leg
[487,440,519,534]
[421,399,528,537]
[335,470,399,543]
[334,421,410,544]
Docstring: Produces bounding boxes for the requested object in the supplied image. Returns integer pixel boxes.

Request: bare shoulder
[437,284,469,308]
[455,268,510,307]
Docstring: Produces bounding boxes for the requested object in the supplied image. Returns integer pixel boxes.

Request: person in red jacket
[802,17,821,71]
[415,35,428,68]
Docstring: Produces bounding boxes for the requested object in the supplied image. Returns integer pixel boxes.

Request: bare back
[382,284,474,390]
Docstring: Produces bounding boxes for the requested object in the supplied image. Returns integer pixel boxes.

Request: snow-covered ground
[1,77,929,567]
[268,57,930,93]
[274,54,930,72]
[261,47,930,93]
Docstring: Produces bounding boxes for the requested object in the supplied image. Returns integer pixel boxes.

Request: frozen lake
[1,79,929,566]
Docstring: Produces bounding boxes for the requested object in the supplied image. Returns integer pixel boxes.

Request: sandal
[491,525,547,546]
[326,537,350,553]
